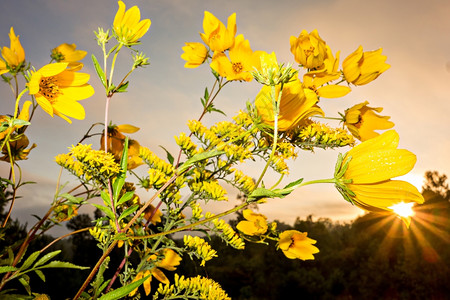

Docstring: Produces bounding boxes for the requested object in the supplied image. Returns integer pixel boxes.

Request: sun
[389,202,415,218]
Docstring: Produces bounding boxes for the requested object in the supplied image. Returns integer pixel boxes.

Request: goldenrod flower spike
[344,101,395,141]
[343,46,390,85]
[113,0,151,46]
[0,27,25,74]
[278,230,319,260]
[338,130,424,226]
[27,62,94,123]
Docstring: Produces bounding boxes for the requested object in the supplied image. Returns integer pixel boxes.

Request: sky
[1,0,450,235]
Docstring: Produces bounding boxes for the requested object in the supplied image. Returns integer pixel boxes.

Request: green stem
[255,84,282,188]
[298,178,337,187]
[129,201,249,240]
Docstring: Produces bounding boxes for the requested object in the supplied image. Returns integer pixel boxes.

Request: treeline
[1,171,449,299]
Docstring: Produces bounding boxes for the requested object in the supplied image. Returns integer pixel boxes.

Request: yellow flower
[27,62,94,123]
[0,27,25,75]
[51,43,87,69]
[210,34,262,81]
[1,134,36,162]
[290,29,328,69]
[343,46,390,85]
[200,11,236,53]
[181,42,208,68]
[302,46,351,98]
[278,230,319,260]
[340,130,424,226]
[113,0,151,45]
[344,101,394,141]
[255,79,324,131]
[129,270,152,296]
[143,204,163,225]
[0,101,32,141]
[236,209,268,236]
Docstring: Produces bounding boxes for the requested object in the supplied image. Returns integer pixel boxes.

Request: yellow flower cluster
[290,121,355,150]
[55,144,120,183]
[190,202,204,220]
[174,132,199,155]
[52,204,78,222]
[232,169,256,195]
[155,274,230,300]
[206,213,245,250]
[139,146,174,176]
[190,178,227,201]
[183,235,217,266]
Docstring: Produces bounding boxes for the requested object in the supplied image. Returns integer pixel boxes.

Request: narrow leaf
[118,204,139,222]
[92,54,107,88]
[91,203,115,220]
[115,81,129,93]
[59,193,84,204]
[33,250,61,268]
[177,149,225,174]
[34,269,46,282]
[18,275,31,295]
[116,191,135,207]
[36,260,89,270]
[112,138,129,203]
[98,275,150,300]
[19,251,40,271]
[0,266,18,274]
[159,145,174,165]
[11,119,30,127]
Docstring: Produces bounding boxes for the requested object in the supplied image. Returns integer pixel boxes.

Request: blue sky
[1,0,450,233]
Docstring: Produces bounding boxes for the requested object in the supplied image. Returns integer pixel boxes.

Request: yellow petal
[52,97,86,121]
[348,180,424,212]
[117,124,140,133]
[37,62,68,77]
[56,70,90,86]
[317,85,351,98]
[151,268,169,285]
[60,85,95,101]
[345,149,416,184]
[34,95,54,117]
[346,129,399,159]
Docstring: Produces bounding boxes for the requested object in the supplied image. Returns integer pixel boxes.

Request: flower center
[232,62,243,74]
[304,46,314,58]
[39,77,60,103]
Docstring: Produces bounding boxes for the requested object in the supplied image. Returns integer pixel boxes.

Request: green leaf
[11,119,30,127]
[118,204,139,222]
[100,190,112,206]
[34,269,45,282]
[159,145,174,165]
[177,149,225,174]
[112,138,128,203]
[248,187,283,201]
[98,275,150,300]
[91,203,115,220]
[18,275,31,295]
[0,266,18,274]
[33,250,61,268]
[92,54,107,88]
[115,81,129,93]
[59,193,84,204]
[116,191,135,207]
[36,260,89,270]
[19,251,40,271]
[209,107,226,116]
